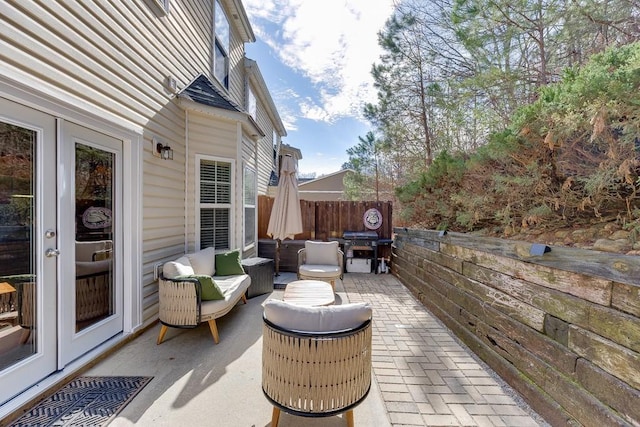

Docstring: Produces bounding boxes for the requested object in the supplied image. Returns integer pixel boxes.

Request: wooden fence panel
[258,196,393,241]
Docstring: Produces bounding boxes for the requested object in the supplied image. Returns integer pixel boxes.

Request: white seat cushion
[201,274,251,318]
[264,299,371,333]
[304,241,339,265]
[298,264,341,278]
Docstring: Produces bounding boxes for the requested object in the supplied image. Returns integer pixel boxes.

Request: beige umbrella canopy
[267,155,303,275]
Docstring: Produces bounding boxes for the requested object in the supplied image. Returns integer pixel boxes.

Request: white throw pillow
[162,256,194,279]
[304,240,339,266]
[187,247,216,276]
[263,299,371,333]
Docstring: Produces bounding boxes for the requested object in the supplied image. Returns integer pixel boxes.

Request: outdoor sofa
[157,247,251,344]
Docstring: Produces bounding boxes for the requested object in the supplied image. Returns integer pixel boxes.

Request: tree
[352,0,640,228]
[343,131,382,201]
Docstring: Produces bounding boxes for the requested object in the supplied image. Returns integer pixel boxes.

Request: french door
[0,98,57,405]
[59,121,123,366]
[0,98,123,404]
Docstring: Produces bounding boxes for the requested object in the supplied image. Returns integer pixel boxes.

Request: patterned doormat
[8,376,152,427]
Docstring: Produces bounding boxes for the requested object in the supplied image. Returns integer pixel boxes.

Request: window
[243,165,257,248]
[273,130,278,167]
[214,0,230,88]
[247,86,257,120]
[198,157,233,250]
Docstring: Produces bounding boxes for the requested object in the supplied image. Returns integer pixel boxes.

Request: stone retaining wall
[392,228,639,426]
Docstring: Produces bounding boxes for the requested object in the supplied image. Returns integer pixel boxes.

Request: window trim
[243,163,257,251]
[195,154,235,251]
[213,0,230,89]
[247,86,257,120]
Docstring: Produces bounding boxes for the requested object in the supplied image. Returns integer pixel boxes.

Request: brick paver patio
[344,273,547,427]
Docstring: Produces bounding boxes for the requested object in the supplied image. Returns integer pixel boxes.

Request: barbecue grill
[343,231,379,273]
[343,230,379,245]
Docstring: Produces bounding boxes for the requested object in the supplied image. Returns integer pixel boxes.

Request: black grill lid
[343,231,378,240]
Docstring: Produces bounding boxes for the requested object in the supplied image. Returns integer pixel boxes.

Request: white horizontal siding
[0,0,219,325]
[254,105,275,195]
[227,24,246,109]
[186,111,240,251]
[0,0,270,328]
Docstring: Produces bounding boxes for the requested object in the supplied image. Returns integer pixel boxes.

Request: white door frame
[58,121,124,366]
[0,80,143,415]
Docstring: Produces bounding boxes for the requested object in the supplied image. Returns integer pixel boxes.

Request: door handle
[45,248,61,257]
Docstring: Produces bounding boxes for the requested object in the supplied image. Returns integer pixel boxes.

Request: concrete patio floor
[82,272,548,426]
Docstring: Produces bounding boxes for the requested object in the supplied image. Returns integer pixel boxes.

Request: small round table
[282,280,335,306]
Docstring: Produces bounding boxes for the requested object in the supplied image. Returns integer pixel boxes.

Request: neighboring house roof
[298,169,353,189]
[297,169,354,201]
[178,74,265,138]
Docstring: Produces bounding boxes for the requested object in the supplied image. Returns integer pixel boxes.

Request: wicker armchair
[262,300,372,427]
[297,240,343,291]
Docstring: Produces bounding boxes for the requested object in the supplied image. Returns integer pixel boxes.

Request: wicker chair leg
[208,319,220,344]
[157,325,168,345]
[345,409,354,427]
[271,407,280,427]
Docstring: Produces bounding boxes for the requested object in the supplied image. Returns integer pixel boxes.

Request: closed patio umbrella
[267,155,303,275]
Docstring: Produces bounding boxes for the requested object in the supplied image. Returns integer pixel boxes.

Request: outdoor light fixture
[530,243,551,256]
[152,137,173,160]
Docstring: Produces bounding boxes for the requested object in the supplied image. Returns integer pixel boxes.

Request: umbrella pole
[275,238,281,277]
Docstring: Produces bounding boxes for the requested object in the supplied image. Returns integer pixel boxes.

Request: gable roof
[297,169,354,201]
[298,169,354,188]
[178,74,265,138]
[179,74,242,112]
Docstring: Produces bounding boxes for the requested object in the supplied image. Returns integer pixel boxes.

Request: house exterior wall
[244,58,285,195]
[0,0,284,412]
[254,100,276,194]
[1,0,217,325]
[185,110,239,252]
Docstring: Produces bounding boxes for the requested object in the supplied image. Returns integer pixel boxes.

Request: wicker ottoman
[242,257,274,298]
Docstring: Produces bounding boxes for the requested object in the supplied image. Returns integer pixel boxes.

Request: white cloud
[243,0,395,123]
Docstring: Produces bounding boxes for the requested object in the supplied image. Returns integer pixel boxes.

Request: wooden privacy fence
[258,196,393,241]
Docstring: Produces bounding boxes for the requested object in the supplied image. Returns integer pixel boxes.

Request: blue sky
[242,0,396,177]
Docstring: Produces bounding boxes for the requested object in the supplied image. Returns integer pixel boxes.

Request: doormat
[8,376,152,427]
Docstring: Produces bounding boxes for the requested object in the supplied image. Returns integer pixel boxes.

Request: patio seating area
[79,273,547,427]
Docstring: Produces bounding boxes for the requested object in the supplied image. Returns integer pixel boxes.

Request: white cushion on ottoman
[264,299,371,333]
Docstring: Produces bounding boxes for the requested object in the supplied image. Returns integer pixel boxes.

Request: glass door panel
[59,122,122,366]
[75,144,115,332]
[0,122,38,369]
[0,98,57,405]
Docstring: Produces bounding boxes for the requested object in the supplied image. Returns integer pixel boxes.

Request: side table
[242,257,274,298]
[282,280,335,306]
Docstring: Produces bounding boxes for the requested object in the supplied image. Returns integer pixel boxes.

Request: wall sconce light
[530,243,551,256]
[152,137,173,160]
